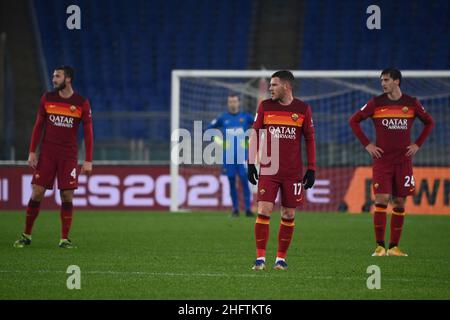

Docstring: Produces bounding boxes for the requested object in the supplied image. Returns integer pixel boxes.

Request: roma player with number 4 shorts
[14,65,94,249]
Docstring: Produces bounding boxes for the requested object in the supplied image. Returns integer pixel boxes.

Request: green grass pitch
[0,211,449,299]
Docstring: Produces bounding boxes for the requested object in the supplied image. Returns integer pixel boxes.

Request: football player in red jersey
[248,70,316,270]
[14,65,94,249]
[349,68,434,257]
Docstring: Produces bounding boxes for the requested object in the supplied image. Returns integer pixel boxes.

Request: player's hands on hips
[405,143,419,157]
[81,161,93,175]
[28,152,38,169]
[302,169,315,189]
[247,163,258,185]
[365,143,384,159]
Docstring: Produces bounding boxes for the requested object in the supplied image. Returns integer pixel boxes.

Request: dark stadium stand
[300,0,450,70]
[298,0,450,160]
[34,0,252,142]
[32,0,449,161]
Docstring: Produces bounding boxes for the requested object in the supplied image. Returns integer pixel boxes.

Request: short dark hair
[228,93,240,99]
[271,70,295,85]
[381,68,401,86]
[55,65,75,82]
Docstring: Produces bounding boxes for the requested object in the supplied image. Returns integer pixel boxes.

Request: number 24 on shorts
[404,175,415,187]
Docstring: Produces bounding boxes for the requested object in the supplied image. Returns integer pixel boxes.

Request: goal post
[170,70,450,213]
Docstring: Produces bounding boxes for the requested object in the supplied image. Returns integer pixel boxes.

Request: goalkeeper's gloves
[247,164,258,185]
[302,169,315,189]
[213,136,230,148]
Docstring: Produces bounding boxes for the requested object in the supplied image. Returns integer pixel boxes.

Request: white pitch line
[0,269,449,284]
[0,269,262,278]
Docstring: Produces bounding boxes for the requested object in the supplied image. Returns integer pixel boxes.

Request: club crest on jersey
[239,118,244,122]
[259,188,266,195]
[70,105,77,113]
[374,183,379,189]
[402,106,409,114]
[291,113,299,121]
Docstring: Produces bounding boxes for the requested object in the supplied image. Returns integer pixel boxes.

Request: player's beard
[53,81,66,91]
[229,107,239,114]
[271,94,282,102]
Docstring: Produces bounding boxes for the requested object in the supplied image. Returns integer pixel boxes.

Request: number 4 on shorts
[70,168,77,179]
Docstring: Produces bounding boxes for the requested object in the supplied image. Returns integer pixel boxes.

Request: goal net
[171,70,450,214]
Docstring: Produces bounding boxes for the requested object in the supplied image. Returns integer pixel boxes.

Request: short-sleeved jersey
[353,93,433,164]
[207,111,254,164]
[252,98,316,178]
[37,91,92,158]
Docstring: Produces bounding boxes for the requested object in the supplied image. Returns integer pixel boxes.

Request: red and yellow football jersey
[29,91,93,161]
[251,98,316,178]
[349,93,434,164]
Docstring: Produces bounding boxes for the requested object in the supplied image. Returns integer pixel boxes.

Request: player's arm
[247,103,263,185]
[206,114,222,130]
[406,98,435,157]
[205,114,225,146]
[247,112,255,126]
[81,99,94,175]
[241,112,255,149]
[348,99,384,159]
[302,105,316,189]
[28,95,47,169]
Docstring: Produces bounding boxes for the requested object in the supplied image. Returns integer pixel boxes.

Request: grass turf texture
[0,211,449,299]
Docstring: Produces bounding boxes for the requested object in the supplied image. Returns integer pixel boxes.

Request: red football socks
[373,204,387,247]
[277,218,295,259]
[390,207,405,248]
[60,202,74,239]
[255,214,270,258]
[24,200,41,235]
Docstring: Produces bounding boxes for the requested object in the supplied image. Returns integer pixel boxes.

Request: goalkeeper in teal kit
[207,94,254,217]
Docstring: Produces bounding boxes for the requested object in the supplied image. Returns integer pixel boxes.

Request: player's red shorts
[372,159,415,197]
[257,175,305,208]
[31,151,79,190]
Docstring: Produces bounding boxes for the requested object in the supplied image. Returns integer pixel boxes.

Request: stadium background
[0,0,449,214]
[0,0,450,301]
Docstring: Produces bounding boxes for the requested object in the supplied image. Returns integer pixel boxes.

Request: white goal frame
[170,70,450,212]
